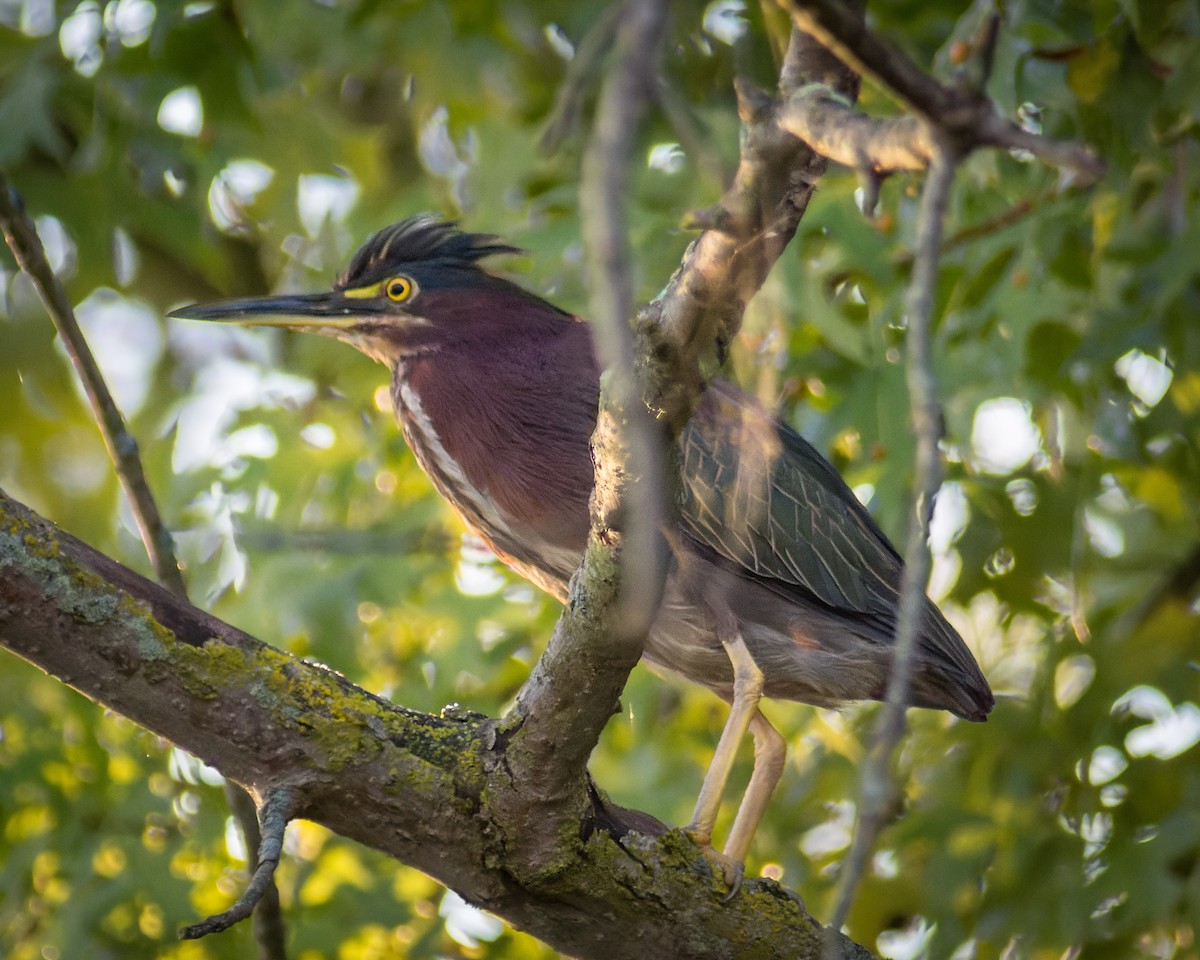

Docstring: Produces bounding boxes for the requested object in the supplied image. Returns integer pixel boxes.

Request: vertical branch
[0,171,289,960]
[825,143,958,950]
[580,0,672,640]
[497,0,671,872]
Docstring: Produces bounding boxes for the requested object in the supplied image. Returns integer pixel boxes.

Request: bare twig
[0,170,289,960]
[538,4,625,155]
[1112,541,1200,638]
[818,193,1045,293]
[181,787,296,941]
[824,140,959,957]
[238,522,450,555]
[0,171,186,595]
[653,77,734,187]
[788,0,977,121]
[222,783,290,956]
[581,0,673,642]
[933,195,1037,254]
[756,5,1108,945]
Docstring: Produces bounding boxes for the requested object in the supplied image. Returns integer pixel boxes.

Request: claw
[685,828,746,900]
[713,848,745,900]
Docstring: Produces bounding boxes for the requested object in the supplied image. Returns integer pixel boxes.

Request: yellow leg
[685,633,769,889]
[722,709,786,867]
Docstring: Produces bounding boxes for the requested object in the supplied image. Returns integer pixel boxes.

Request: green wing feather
[678,381,904,617]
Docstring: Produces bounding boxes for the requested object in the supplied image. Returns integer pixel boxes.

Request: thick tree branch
[499,14,863,891]
[2,15,873,953]
[0,487,873,960]
[777,87,932,172]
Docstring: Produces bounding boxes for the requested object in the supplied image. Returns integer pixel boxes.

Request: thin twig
[226,782,290,958]
[539,4,625,155]
[0,171,186,595]
[823,141,958,958]
[777,1,1105,946]
[497,0,672,867]
[238,522,451,555]
[653,77,734,187]
[787,0,974,121]
[934,195,1037,254]
[1111,541,1200,639]
[180,787,296,940]
[980,117,1105,182]
[818,193,1044,295]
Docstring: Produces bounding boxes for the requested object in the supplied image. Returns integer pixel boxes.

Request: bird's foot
[712,849,745,901]
[684,827,745,900]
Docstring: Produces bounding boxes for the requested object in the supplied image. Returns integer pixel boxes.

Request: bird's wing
[678,381,902,616]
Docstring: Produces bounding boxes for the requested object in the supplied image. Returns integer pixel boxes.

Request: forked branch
[779,0,1105,182]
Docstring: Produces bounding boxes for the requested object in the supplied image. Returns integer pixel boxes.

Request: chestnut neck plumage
[386,284,600,600]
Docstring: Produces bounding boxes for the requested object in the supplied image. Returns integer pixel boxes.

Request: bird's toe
[684,830,746,899]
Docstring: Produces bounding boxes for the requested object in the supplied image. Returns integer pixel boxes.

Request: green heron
[171,216,993,883]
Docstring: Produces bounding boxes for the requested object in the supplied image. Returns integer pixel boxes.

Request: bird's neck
[391,320,599,598]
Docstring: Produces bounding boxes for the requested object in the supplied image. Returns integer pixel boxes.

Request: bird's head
[170,216,571,367]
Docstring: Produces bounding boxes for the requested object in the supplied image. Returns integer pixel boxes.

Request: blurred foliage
[1,0,1199,958]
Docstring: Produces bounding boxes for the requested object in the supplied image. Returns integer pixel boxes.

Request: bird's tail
[909,601,994,721]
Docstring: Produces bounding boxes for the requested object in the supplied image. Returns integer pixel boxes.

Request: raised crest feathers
[336,216,521,289]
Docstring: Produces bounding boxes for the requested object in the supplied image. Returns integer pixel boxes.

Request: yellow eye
[385,276,414,302]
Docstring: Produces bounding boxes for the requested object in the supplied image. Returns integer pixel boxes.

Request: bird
[171,215,993,886]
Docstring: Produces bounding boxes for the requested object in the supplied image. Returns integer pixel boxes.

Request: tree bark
[0,488,873,960]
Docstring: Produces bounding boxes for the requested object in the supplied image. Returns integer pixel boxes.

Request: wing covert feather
[678,382,903,616]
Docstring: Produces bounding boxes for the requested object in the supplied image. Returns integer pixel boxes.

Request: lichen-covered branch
[0,487,873,960]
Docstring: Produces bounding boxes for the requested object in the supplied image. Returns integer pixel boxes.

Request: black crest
[336,216,521,290]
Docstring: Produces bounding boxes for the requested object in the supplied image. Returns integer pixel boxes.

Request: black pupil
[390,281,404,298]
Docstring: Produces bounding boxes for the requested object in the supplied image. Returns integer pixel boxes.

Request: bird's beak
[168,291,390,332]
